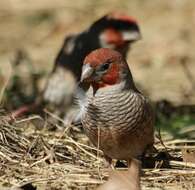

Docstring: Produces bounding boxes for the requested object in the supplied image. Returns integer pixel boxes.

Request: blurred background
[0,0,195,137]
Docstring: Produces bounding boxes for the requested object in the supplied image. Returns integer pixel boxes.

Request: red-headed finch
[79,48,154,165]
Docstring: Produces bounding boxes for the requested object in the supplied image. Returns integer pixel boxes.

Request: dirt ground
[0,0,195,189]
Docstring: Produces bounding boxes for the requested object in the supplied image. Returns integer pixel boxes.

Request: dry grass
[0,113,105,189]
[0,113,195,190]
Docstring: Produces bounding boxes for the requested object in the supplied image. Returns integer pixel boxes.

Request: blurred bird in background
[43,12,141,123]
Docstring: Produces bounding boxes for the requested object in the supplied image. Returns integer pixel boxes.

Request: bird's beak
[122,30,142,42]
[80,64,94,82]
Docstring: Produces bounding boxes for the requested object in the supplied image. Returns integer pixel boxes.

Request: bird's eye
[100,63,110,71]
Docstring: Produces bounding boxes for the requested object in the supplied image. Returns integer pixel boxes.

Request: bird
[79,48,154,166]
[43,12,141,122]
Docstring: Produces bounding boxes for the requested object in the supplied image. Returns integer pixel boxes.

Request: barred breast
[82,87,154,160]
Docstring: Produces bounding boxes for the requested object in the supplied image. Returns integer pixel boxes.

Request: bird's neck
[91,78,138,96]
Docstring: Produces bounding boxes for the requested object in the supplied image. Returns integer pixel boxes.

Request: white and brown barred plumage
[79,48,154,161]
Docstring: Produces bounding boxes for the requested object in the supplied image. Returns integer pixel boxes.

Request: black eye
[99,63,110,71]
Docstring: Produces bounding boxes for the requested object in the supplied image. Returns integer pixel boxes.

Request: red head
[93,12,141,54]
[81,48,132,91]
[107,12,137,24]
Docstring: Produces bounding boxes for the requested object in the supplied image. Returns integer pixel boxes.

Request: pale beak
[122,30,142,42]
[80,64,94,82]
